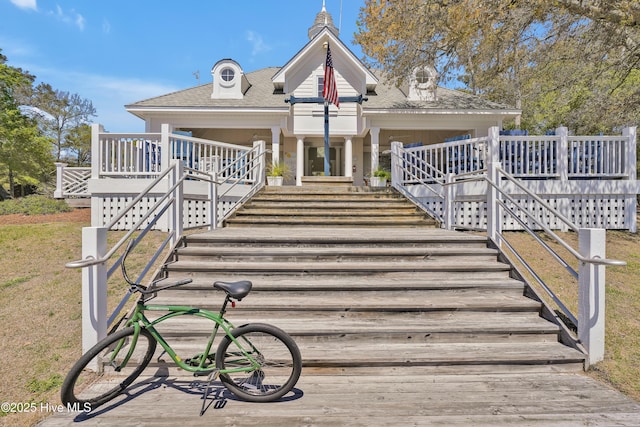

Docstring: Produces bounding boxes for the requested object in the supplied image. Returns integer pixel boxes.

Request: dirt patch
[0,208,91,225]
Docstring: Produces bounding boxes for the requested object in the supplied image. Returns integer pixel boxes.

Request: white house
[54,3,637,232]
[124,4,520,186]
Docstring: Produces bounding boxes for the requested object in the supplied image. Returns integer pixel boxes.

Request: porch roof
[126,67,517,116]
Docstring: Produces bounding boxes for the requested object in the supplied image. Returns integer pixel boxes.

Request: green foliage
[372,168,391,179]
[266,161,290,177]
[0,195,71,215]
[356,1,640,132]
[30,83,96,162]
[26,374,63,393]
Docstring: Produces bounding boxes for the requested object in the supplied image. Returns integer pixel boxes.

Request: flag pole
[324,100,330,176]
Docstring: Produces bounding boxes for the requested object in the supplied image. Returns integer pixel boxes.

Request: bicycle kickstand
[199,369,220,416]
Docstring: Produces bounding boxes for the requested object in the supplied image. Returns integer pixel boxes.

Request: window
[416,69,430,84]
[221,68,235,82]
[317,76,324,97]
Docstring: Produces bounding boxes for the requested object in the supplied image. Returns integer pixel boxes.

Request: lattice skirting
[416,194,634,231]
[93,196,238,230]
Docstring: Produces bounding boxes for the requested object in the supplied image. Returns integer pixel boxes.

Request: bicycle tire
[61,327,156,409]
[215,323,302,402]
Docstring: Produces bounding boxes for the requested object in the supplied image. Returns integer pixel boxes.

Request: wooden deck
[40,368,640,426]
[39,189,640,425]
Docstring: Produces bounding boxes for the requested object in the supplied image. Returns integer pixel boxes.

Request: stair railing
[66,141,267,354]
[391,127,629,366]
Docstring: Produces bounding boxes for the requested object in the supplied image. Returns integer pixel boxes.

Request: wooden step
[174,246,500,262]
[164,260,513,275]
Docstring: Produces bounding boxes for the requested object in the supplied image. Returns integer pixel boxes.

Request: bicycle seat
[214,280,252,300]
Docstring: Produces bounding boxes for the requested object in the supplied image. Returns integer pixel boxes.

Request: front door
[305,146,343,176]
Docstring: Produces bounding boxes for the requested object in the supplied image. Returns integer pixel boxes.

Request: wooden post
[390,141,402,191]
[160,124,171,173]
[578,228,606,366]
[486,127,501,245]
[81,226,108,355]
[445,173,455,230]
[168,160,184,242]
[54,163,66,199]
[623,127,637,233]
[556,127,569,181]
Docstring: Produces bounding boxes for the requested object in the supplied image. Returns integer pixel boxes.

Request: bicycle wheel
[61,327,156,409]
[215,323,301,402]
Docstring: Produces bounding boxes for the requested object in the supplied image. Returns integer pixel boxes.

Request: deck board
[39,370,640,426]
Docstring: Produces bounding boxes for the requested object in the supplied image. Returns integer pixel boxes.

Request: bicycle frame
[121,297,261,376]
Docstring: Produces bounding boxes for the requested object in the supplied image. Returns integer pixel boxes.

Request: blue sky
[1,0,366,132]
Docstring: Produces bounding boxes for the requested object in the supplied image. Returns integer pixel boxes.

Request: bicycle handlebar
[143,278,193,295]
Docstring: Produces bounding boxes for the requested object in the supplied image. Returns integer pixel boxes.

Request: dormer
[407,66,438,102]
[211,59,250,99]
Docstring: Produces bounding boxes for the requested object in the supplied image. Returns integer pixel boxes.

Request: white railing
[67,148,267,354]
[391,125,637,366]
[54,163,91,198]
[399,127,636,181]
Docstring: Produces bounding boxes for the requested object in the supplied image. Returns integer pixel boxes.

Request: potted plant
[266,161,290,186]
[370,168,391,187]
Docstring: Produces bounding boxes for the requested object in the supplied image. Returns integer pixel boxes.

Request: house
[124,4,520,186]
[54,3,637,232]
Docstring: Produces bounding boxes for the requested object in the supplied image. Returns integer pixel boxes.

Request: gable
[272,27,378,96]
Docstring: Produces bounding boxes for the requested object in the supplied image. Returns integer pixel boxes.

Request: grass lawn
[0,209,638,426]
[0,210,166,427]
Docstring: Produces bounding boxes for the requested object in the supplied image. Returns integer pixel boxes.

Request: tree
[0,50,53,198]
[64,123,92,166]
[355,0,640,132]
[30,83,96,162]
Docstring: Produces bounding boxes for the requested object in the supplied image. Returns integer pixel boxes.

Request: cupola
[308,0,339,40]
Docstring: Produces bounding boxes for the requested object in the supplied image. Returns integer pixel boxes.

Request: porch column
[370,127,380,173]
[296,136,304,186]
[271,126,281,165]
[345,136,353,178]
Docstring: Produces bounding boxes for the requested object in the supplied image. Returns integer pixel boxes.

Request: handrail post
[486,127,501,245]
[54,162,66,199]
[91,124,101,179]
[623,126,636,181]
[390,141,403,190]
[578,228,606,367]
[254,140,266,185]
[557,127,569,181]
[210,166,219,230]
[160,124,171,173]
[81,226,108,355]
[168,160,184,243]
[444,172,455,230]
[623,127,637,232]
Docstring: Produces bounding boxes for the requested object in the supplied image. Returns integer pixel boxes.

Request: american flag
[323,43,339,108]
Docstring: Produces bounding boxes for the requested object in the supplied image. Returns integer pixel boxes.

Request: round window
[221,68,235,82]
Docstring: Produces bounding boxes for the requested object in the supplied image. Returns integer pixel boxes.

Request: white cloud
[246,31,272,57]
[102,19,111,34]
[50,5,85,31]
[10,0,37,11]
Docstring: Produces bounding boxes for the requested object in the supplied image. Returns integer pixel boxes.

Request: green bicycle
[60,242,302,409]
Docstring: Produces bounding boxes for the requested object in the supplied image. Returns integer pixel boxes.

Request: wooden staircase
[153,186,586,372]
[42,186,640,426]
[223,186,439,227]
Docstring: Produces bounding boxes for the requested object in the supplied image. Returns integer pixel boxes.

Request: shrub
[0,195,72,216]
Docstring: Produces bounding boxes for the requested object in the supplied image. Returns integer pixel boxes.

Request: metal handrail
[66,164,184,269]
[486,167,626,267]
